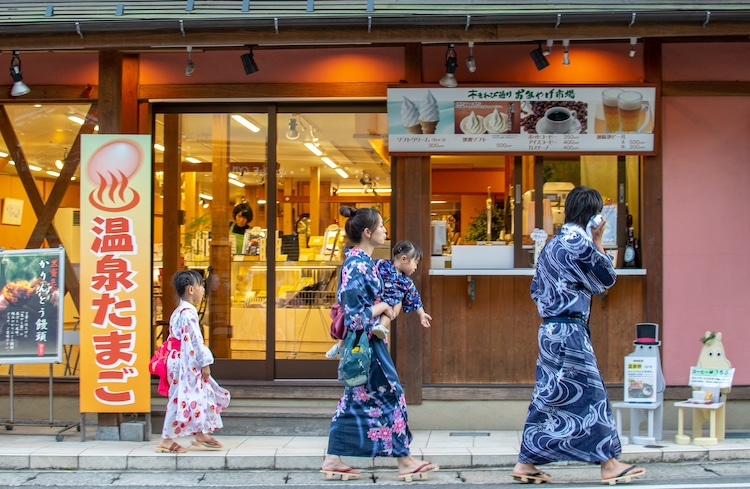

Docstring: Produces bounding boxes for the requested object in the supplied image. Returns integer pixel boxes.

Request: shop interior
[0,102,642,373]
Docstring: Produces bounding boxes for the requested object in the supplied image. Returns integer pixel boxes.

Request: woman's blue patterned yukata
[326,248,412,458]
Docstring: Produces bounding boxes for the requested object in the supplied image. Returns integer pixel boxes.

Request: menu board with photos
[0,248,64,364]
[388,86,656,154]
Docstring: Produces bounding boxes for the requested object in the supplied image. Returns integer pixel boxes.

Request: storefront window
[0,102,94,377]
[273,112,390,362]
[151,107,389,378]
[522,155,641,267]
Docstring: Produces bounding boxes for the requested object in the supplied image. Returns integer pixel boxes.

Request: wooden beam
[0,85,98,102]
[662,81,750,96]
[140,82,389,100]
[5,21,750,51]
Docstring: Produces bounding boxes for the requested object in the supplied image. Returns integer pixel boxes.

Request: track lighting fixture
[184,46,194,76]
[286,115,300,140]
[562,39,570,66]
[629,37,638,58]
[240,45,259,75]
[542,40,553,56]
[466,41,477,73]
[439,44,458,88]
[530,42,549,71]
[9,51,30,97]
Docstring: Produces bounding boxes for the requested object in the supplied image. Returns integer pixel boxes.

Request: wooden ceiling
[1,1,750,51]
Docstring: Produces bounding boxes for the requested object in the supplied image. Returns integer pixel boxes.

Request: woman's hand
[201,365,211,380]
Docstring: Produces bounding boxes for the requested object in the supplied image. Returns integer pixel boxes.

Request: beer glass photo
[618,90,648,132]
[601,88,622,133]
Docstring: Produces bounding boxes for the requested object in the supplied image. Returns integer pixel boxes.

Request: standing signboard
[0,248,64,364]
[79,135,152,413]
[624,356,658,402]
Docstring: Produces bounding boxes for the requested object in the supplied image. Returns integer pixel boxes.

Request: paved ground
[0,426,748,472]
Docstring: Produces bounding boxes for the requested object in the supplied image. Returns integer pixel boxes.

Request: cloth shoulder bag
[148,336,181,396]
[337,328,371,387]
[329,302,345,340]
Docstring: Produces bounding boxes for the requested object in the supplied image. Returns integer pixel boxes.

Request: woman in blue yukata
[512,186,645,485]
[320,206,438,482]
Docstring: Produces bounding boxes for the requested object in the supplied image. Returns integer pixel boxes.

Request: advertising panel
[624,356,658,402]
[388,86,656,154]
[0,248,64,364]
[79,135,153,412]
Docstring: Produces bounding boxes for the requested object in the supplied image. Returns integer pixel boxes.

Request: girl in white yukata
[156,270,230,453]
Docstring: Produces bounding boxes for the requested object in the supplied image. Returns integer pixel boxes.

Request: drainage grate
[725,432,750,439]
[449,432,491,437]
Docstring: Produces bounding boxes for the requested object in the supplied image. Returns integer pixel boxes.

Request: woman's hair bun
[339,206,357,218]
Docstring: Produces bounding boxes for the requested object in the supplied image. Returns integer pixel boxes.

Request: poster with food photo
[454,101,521,135]
[0,248,64,364]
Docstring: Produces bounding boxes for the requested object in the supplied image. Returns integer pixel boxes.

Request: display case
[229,259,340,360]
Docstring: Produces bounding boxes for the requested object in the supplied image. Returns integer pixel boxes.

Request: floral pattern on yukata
[327,248,413,458]
[161,300,230,440]
[375,259,423,313]
[519,223,620,465]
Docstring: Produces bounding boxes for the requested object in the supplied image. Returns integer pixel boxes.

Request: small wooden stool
[674,401,726,446]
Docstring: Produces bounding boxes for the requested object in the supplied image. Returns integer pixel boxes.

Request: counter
[430,268,647,276]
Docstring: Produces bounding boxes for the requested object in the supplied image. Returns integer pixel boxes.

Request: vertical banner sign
[79,135,152,413]
[0,248,64,364]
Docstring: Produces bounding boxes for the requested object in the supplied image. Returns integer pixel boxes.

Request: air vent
[72,209,80,226]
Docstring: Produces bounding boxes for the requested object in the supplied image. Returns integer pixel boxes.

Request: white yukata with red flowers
[162,300,230,439]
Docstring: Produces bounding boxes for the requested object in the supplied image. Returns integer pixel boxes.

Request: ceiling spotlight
[542,40,553,56]
[530,43,549,71]
[439,43,458,87]
[184,46,194,76]
[286,115,300,140]
[562,39,570,66]
[240,46,259,75]
[9,51,30,97]
[629,37,638,58]
[466,41,477,73]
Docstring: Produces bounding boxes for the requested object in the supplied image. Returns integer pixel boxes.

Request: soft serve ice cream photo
[483,108,510,134]
[459,111,485,134]
[454,101,518,135]
[400,96,422,134]
[418,90,440,134]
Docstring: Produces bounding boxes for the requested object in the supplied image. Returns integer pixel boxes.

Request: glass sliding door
[152,104,389,380]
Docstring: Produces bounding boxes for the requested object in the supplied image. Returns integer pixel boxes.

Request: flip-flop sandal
[320,467,362,481]
[512,471,552,484]
[398,462,439,482]
[601,466,645,485]
[154,442,186,453]
[191,439,223,450]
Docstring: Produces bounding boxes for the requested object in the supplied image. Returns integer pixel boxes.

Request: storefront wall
[1,42,748,392]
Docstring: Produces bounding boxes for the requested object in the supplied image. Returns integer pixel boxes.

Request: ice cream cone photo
[400,96,422,134]
[420,120,438,134]
[418,90,440,134]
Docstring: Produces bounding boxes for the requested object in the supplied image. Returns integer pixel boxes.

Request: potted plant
[462,207,505,244]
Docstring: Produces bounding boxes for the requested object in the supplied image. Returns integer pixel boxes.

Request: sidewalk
[1,427,749,472]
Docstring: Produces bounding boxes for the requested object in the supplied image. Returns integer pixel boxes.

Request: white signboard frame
[624,356,658,402]
[388,85,656,154]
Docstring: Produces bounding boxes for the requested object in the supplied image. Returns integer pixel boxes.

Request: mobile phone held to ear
[586,214,604,238]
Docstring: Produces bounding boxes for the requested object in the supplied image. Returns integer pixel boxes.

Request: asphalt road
[2,460,750,488]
